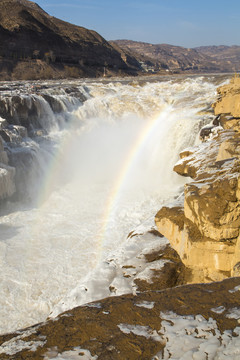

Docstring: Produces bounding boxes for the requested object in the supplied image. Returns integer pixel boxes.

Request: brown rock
[156,102,240,282]
[133,244,185,291]
[214,76,240,117]
[216,113,240,131]
[0,277,239,359]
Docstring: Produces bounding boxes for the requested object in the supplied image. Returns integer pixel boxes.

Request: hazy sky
[36,0,240,47]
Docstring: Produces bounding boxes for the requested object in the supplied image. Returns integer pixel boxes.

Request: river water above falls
[0,74,231,334]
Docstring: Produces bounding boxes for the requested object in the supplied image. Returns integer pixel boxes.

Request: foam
[0,76,226,334]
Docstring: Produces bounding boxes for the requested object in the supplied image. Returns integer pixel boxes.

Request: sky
[36,0,240,48]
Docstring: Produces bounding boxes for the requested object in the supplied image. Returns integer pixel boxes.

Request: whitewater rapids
[0,75,230,334]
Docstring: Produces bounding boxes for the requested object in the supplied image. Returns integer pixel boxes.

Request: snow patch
[85,303,102,309]
[44,347,98,359]
[133,260,168,284]
[0,328,46,356]
[0,326,45,356]
[117,324,162,342]
[135,301,155,309]
[226,308,240,320]
[229,285,240,293]
[157,311,240,359]
[211,306,225,314]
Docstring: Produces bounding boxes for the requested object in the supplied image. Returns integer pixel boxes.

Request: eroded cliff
[156,75,240,283]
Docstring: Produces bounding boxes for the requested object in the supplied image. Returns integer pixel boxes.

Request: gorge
[0,74,239,359]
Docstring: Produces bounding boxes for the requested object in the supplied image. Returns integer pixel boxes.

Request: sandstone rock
[215,113,240,132]
[155,205,235,282]
[173,130,235,179]
[214,76,240,117]
[156,104,240,282]
[183,164,240,241]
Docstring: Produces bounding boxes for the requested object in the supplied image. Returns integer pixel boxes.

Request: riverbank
[156,75,240,283]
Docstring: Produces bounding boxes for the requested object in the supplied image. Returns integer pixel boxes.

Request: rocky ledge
[1,77,240,359]
[0,277,240,359]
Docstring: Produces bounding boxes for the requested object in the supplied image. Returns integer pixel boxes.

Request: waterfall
[0,74,231,334]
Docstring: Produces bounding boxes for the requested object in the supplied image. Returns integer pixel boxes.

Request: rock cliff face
[214,76,240,117]
[156,75,240,282]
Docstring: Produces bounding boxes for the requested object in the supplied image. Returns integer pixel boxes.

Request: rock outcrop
[0,277,239,359]
[214,76,240,117]
[155,76,240,282]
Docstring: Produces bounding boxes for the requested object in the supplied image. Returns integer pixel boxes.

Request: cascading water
[0,75,231,334]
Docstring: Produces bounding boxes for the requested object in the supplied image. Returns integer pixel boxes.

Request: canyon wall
[155,75,240,283]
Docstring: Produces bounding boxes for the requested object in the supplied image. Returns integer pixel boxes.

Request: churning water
[0,75,230,334]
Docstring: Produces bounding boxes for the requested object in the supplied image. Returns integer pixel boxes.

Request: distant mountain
[195,45,240,72]
[0,0,140,80]
[111,40,239,73]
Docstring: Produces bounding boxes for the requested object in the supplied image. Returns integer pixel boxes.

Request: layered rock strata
[214,76,240,117]
[156,76,240,282]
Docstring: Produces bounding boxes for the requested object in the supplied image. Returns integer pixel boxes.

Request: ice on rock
[135,301,155,309]
[211,306,225,314]
[0,326,45,356]
[117,324,162,342]
[229,285,240,293]
[44,347,98,360]
[158,312,240,359]
[226,308,240,320]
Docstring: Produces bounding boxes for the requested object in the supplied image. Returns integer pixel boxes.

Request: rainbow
[36,105,171,263]
[97,106,171,247]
